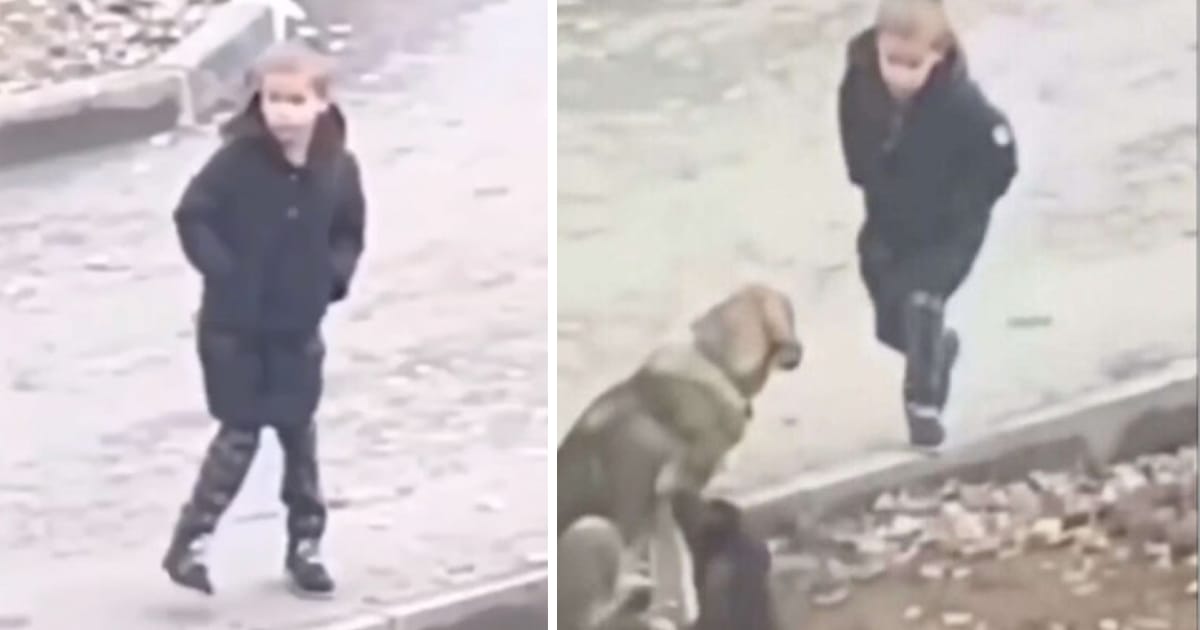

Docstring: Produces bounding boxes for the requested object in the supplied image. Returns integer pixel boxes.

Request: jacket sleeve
[173,149,236,277]
[910,98,1018,296]
[837,63,870,188]
[329,154,366,302]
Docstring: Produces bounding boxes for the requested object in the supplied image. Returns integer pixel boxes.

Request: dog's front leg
[649,463,700,628]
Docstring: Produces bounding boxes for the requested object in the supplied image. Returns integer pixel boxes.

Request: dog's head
[690,284,802,398]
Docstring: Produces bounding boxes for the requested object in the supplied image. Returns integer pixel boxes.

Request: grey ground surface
[557,0,1197,495]
[0,0,548,628]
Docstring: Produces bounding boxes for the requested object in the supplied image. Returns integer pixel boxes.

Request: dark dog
[673,494,777,630]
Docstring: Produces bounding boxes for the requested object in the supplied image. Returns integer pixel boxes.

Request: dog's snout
[775,341,802,370]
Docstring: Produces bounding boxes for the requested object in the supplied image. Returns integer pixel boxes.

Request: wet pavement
[0,0,547,628]
[557,0,1196,493]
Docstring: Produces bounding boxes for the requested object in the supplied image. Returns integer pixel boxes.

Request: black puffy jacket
[838,28,1017,295]
[174,95,366,332]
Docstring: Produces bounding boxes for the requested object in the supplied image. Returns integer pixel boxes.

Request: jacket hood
[218,92,348,165]
[848,27,968,94]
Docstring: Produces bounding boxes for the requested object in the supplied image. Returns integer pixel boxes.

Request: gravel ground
[772,446,1199,629]
[0,0,548,627]
[0,0,229,95]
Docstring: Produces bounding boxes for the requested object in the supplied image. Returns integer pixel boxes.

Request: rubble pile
[773,447,1199,609]
[0,0,227,96]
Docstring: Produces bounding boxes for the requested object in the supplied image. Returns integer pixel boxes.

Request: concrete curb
[0,2,274,168]
[319,569,548,630]
[738,358,1199,538]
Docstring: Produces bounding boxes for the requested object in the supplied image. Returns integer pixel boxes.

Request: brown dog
[558,284,802,626]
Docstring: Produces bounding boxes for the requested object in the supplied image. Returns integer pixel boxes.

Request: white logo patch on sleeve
[992,124,1012,147]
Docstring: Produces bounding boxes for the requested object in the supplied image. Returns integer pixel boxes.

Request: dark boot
[902,292,947,448]
[277,422,333,596]
[934,328,960,411]
[286,537,335,596]
[162,518,214,595]
[162,425,261,595]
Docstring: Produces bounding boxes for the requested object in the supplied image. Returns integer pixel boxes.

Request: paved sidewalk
[0,0,547,628]
[557,0,1197,494]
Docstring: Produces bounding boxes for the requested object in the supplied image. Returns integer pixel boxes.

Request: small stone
[296,24,320,38]
[443,561,475,577]
[1112,464,1149,493]
[997,546,1022,560]
[891,543,922,567]
[811,584,850,607]
[919,563,946,580]
[951,566,972,580]
[897,491,941,514]
[148,132,172,147]
[475,496,504,512]
[941,611,973,627]
[1099,620,1119,630]
[849,533,889,557]
[959,484,993,511]
[2,278,37,301]
[883,514,926,540]
[84,255,123,271]
[1074,526,1112,553]
[874,492,899,512]
[1008,482,1044,521]
[1031,518,1067,546]
[846,557,887,582]
[1187,580,1197,596]
[327,39,347,53]
[903,605,923,621]
[327,22,353,36]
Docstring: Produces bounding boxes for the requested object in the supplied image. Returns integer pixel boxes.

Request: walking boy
[837,0,1017,447]
[163,41,366,596]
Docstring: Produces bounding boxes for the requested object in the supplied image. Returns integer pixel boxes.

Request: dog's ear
[755,288,802,370]
[691,288,772,383]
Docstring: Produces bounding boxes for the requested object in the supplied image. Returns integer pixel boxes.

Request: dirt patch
[781,547,1196,630]
[771,446,1199,629]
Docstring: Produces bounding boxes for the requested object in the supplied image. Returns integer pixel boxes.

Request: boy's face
[876,27,944,102]
[259,70,328,148]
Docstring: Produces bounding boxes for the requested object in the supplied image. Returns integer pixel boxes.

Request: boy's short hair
[875,0,956,53]
[251,41,335,99]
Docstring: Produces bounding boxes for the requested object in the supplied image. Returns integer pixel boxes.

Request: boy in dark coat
[162,41,366,597]
[837,0,1017,447]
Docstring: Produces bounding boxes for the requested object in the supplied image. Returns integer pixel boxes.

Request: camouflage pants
[173,421,326,541]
